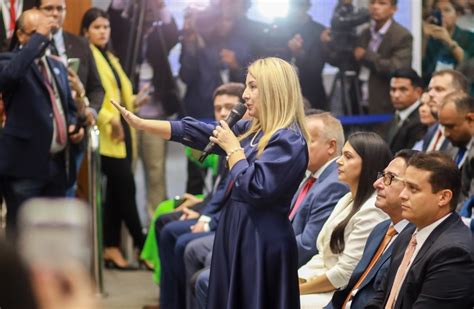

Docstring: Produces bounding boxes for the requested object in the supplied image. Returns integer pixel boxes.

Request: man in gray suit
[355,0,412,114]
[189,112,350,309]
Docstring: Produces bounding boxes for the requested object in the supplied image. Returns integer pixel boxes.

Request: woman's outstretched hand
[110,99,143,130]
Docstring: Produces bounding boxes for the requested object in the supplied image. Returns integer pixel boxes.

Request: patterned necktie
[289,177,316,219]
[385,233,417,309]
[50,38,60,57]
[38,59,67,146]
[429,129,443,151]
[343,226,398,308]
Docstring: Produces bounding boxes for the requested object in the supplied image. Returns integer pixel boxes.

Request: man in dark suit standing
[35,0,104,123]
[0,9,83,238]
[355,0,412,114]
[386,68,426,153]
[366,152,474,309]
[325,149,416,309]
[35,0,105,198]
[270,0,327,109]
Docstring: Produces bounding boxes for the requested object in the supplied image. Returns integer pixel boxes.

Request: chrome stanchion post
[88,125,105,296]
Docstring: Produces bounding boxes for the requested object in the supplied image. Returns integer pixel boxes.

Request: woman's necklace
[249,130,261,147]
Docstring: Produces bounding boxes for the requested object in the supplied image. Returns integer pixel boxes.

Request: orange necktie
[385,233,417,309]
[342,226,397,308]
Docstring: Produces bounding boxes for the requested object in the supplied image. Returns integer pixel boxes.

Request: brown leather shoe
[142,305,159,309]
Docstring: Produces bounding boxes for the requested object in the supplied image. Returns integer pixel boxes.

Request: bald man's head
[16,9,54,47]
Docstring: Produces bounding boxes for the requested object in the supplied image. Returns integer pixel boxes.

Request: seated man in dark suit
[422,69,469,152]
[386,68,426,153]
[191,112,350,309]
[326,149,416,309]
[366,152,474,308]
[438,93,473,170]
[0,9,83,239]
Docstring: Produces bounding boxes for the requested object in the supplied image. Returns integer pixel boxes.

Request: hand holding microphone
[199,103,247,162]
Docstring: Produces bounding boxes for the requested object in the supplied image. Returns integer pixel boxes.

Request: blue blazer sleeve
[295,180,349,267]
[229,128,308,204]
[170,117,250,155]
[201,175,229,216]
[0,34,49,90]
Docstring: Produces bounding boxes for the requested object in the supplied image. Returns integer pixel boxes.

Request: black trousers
[101,155,145,249]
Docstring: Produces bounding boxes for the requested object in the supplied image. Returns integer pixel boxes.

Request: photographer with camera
[267,0,327,110]
[355,0,412,115]
[323,0,370,72]
[179,0,264,120]
[422,0,474,86]
[322,0,370,115]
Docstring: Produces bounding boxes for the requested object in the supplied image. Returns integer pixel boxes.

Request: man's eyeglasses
[19,29,37,36]
[40,5,66,14]
[377,171,404,186]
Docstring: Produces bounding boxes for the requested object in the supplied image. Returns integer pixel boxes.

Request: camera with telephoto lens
[328,3,370,70]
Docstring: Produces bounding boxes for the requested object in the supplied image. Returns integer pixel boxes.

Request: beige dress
[298,192,388,309]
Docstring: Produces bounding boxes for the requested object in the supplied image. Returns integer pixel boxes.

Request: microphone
[199,103,247,163]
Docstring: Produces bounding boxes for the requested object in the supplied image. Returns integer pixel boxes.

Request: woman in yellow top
[81,8,148,269]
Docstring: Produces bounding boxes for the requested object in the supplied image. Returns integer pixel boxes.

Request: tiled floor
[99,141,188,309]
[98,269,159,309]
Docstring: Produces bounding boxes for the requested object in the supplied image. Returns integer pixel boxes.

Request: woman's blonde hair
[239,57,309,156]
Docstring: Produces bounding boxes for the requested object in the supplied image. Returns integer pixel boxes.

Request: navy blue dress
[170,118,308,309]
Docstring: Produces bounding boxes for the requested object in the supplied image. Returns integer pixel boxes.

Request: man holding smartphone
[0,9,84,239]
[34,0,105,198]
[35,0,104,125]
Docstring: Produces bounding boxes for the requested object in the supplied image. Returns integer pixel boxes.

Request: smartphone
[18,198,91,270]
[67,58,80,74]
[429,9,443,26]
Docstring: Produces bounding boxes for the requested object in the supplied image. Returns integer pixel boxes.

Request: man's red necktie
[289,177,316,219]
[38,59,67,146]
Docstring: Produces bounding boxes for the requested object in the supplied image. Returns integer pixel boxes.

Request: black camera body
[328,4,370,70]
[260,22,294,58]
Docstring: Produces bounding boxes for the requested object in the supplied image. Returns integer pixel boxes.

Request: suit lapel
[362,222,390,270]
[290,161,336,222]
[381,228,412,305]
[361,224,415,289]
[377,22,396,55]
[411,213,457,267]
[393,215,456,308]
[31,60,50,95]
[46,57,68,112]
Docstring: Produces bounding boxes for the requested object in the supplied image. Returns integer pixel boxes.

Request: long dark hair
[80,8,111,47]
[329,132,392,254]
[80,7,110,34]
